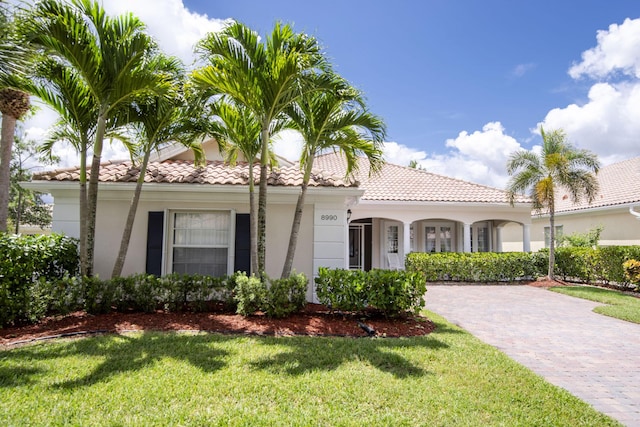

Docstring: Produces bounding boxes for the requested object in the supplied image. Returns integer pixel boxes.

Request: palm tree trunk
[86,113,107,277]
[0,113,17,232]
[79,144,89,277]
[548,209,555,280]
[112,147,151,278]
[257,126,269,278]
[14,190,22,234]
[281,163,312,278]
[249,164,258,275]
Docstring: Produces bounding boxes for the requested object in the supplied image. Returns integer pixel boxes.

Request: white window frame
[423,221,456,253]
[544,225,563,248]
[163,209,236,276]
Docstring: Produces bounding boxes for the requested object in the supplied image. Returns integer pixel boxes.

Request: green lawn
[0,312,620,426]
[550,285,640,324]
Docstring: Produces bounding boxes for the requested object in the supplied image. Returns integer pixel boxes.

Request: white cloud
[103,0,231,67]
[383,122,525,189]
[512,63,536,78]
[569,18,640,80]
[539,82,640,164]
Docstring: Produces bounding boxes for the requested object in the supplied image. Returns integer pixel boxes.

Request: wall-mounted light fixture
[347,209,352,221]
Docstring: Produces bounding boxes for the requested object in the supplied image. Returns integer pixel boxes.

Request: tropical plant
[111,55,207,278]
[206,98,265,275]
[506,127,600,279]
[557,225,603,248]
[23,0,169,275]
[9,131,56,233]
[280,84,386,278]
[193,21,332,277]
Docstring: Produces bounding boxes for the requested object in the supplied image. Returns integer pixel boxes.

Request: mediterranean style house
[501,157,640,250]
[27,139,532,300]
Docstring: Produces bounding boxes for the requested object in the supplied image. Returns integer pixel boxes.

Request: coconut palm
[24,0,167,275]
[111,56,206,278]
[193,21,331,277]
[506,127,600,279]
[280,84,386,278]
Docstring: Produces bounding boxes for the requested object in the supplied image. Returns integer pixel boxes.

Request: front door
[349,225,363,270]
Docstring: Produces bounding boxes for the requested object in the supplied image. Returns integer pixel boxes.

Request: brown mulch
[0,303,437,348]
[0,279,569,348]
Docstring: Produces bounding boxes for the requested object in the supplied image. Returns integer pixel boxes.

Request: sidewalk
[425,285,640,427]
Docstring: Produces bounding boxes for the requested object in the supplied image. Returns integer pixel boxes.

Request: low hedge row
[0,233,79,326]
[405,251,547,282]
[554,246,640,287]
[0,271,309,327]
[314,267,426,316]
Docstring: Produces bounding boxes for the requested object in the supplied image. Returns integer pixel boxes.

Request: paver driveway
[425,285,640,427]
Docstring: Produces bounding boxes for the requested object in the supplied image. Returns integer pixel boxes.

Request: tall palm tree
[193,21,332,277]
[280,85,386,278]
[506,127,600,279]
[28,59,97,272]
[24,0,167,275]
[0,87,30,232]
[111,56,206,278]
[0,3,32,232]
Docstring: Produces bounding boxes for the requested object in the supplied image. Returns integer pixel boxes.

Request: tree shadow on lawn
[0,365,45,388]
[250,335,449,378]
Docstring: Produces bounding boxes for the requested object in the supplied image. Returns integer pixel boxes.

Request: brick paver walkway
[425,285,640,427]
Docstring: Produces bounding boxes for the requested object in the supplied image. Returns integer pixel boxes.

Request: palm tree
[506,127,600,279]
[28,59,97,273]
[193,21,331,277]
[24,0,166,275]
[280,84,386,278]
[0,3,32,232]
[111,56,206,278]
[0,87,30,232]
[208,99,263,275]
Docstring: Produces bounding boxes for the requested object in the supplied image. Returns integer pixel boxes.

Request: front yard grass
[0,312,619,426]
[550,285,640,324]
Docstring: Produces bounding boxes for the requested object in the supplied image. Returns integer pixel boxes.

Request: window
[544,225,563,248]
[471,222,490,252]
[386,225,399,253]
[424,222,455,253]
[170,211,231,276]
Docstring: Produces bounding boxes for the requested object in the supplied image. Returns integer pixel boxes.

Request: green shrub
[314,268,426,316]
[405,252,545,282]
[265,273,308,318]
[0,233,79,326]
[366,269,426,315]
[314,268,368,312]
[231,272,266,316]
[623,259,640,291]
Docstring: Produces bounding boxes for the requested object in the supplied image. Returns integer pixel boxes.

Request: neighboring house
[502,157,640,251]
[27,140,532,300]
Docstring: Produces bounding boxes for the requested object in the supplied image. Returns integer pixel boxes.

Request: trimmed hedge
[555,246,640,287]
[0,233,79,326]
[405,252,547,282]
[314,267,426,316]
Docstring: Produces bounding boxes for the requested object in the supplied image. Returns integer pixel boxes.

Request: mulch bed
[0,303,437,348]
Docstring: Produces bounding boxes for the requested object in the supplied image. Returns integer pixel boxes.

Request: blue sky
[22,0,640,188]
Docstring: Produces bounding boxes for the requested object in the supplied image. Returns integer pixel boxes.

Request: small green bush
[231,272,266,316]
[314,267,426,316]
[265,273,308,318]
[622,259,640,291]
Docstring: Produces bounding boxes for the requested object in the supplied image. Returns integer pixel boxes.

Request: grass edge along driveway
[0,312,621,426]
[550,285,640,324]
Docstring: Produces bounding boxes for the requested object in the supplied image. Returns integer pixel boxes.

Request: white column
[403,222,411,267]
[463,223,471,252]
[523,224,531,252]
[496,226,503,252]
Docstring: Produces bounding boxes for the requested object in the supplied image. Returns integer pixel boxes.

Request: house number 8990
[321,214,338,221]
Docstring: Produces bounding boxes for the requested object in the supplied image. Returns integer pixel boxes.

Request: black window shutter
[234,213,251,274]
[146,211,164,276]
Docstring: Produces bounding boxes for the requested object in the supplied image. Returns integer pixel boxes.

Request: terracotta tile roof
[33,159,357,188]
[555,157,640,213]
[313,153,529,203]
